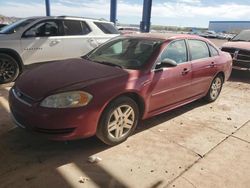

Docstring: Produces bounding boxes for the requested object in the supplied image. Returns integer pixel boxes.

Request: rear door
[61,20,98,58]
[188,39,218,95]
[21,20,64,64]
[149,40,193,112]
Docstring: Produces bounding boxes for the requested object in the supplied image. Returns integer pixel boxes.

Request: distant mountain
[0,15,21,24]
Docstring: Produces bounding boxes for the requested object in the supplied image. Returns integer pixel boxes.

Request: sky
[1,0,250,27]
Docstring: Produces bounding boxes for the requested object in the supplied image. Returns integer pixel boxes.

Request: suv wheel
[0,53,20,84]
[96,96,139,146]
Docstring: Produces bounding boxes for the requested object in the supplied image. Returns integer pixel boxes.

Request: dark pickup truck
[221,30,250,71]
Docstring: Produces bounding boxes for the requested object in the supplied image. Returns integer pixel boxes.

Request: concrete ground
[0,39,250,188]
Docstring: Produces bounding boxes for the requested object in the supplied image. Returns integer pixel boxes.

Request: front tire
[204,75,223,102]
[96,96,139,146]
[0,53,20,84]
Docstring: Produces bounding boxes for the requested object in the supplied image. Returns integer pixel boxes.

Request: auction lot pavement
[0,69,249,188]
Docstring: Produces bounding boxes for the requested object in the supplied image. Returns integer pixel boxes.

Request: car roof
[124,33,210,42]
[26,16,112,23]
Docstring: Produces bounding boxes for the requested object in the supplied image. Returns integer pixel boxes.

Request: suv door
[188,40,218,95]
[149,40,193,112]
[21,20,64,64]
[61,20,97,58]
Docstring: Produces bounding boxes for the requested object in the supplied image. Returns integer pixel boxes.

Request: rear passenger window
[161,40,188,64]
[188,40,210,60]
[63,20,91,35]
[209,44,219,56]
[94,22,119,34]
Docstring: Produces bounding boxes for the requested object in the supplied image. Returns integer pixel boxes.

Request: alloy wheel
[0,58,17,83]
[107,105,135,139]
[210,77,222,100]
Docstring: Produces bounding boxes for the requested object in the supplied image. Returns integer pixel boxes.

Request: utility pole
[110,0,117,25]
[45,0,51,16]
[140,0,152,32]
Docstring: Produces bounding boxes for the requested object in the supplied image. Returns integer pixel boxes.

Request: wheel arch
[0,48,24,72]
[215,71,225,83]
[100,91,146,121]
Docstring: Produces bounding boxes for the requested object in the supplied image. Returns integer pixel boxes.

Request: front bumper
[233,63,250,71]
[9,89,101,141]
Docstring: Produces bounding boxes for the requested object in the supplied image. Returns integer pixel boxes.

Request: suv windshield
[0,18,38,34]
[231,30,250,42]
[86,37,163,69]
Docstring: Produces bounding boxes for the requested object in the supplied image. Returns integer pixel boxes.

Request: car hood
[222,41,250,51]
[15,58,127,100]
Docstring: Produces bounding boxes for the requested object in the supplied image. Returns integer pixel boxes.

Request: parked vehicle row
[0,16,119,84]
[9,33,232,145]
[196,30,236,40]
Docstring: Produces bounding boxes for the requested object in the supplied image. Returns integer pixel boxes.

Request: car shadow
[229,69,250,84]
[0,97,206,188]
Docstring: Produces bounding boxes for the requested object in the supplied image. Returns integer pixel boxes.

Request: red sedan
[9,34,232,145]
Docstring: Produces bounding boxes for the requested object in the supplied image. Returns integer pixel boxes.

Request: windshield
[86,37,163,69]
[0,18,38,34]
[232,30,250,42]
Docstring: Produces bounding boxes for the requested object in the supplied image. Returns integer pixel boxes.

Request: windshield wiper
[94,61,123,69]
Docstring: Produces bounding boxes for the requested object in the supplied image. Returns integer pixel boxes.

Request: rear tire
[96,96,139,146]
[0,53,20,84]
[204,75,223,102]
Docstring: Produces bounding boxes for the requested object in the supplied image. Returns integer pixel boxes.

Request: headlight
[40,91,93,108]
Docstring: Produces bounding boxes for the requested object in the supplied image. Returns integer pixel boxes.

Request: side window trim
[208,43,219,57]
[187,39,210,61]
[152,39,189,70]
[62,20,91,36]
[160,39,189,63]
[22,19,63,38]
[80,21,92,35]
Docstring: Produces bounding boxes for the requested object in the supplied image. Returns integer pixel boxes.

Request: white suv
[0,16,119,84]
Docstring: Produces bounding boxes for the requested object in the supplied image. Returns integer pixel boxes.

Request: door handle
[49,40,60,45]
[209,62,215,68]
[182,68,190,75]
[88,39,95,42]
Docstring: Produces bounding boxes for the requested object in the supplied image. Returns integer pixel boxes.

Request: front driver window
[161,40,188,64]
[24,21,60,37]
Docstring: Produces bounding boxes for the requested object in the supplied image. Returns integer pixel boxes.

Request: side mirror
[155,58,177,70]
[24,30,36,38]
[160,58,177,67]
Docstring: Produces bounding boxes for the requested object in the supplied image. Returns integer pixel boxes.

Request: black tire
[204,74,223,102]
[0,53,20,84]
[96,96,139,146]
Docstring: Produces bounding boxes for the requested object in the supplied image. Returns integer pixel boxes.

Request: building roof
[210,21,250,23]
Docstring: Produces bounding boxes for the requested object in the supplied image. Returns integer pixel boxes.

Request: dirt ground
[0,39,250,188]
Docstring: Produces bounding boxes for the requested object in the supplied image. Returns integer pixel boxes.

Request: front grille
[221,47,236,58]
[34,127,75,135]
[221,47,250,68]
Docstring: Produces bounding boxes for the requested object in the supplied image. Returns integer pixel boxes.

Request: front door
[149,39,193,112]
[21,20,64,65]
